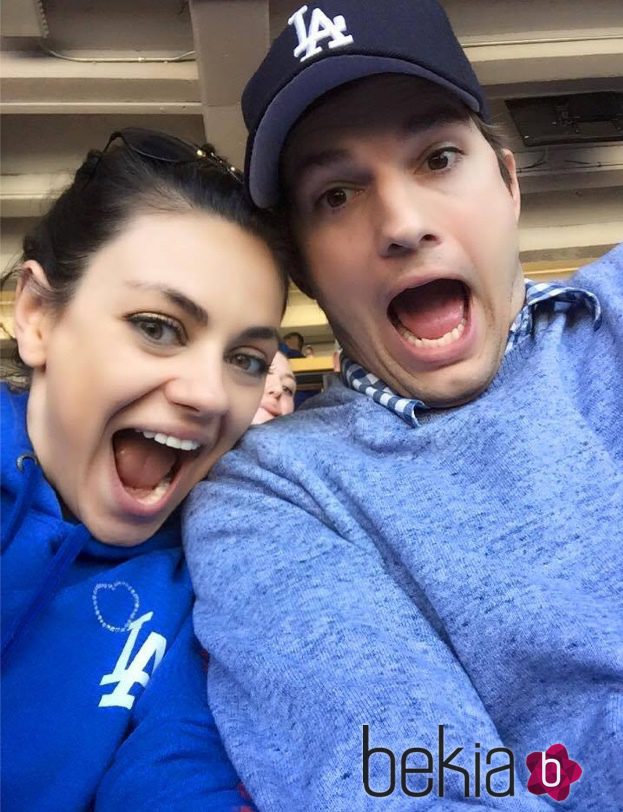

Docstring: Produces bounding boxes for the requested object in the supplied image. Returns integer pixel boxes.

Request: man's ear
[502,149,521,221]
[13,260,55,369]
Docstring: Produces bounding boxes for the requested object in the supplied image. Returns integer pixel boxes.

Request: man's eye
[283,386,294,397]
[227,352,268,377]
[128,314,185,346]
[318,187,355,210]
[426,148,461,172]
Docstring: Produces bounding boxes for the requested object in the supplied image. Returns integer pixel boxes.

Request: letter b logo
[526,743,582,802]
[362,725,396,797]
[541,752,561,788]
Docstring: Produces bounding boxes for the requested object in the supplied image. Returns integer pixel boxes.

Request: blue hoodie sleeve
[94,616,256,812]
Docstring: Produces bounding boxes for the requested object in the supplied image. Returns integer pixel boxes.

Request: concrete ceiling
[1,0,622,345]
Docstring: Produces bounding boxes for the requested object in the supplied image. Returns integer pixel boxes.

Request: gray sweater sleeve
[184,444,549,811]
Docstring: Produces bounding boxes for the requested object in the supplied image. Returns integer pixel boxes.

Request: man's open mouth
[388,278,469,348]
[112,429,203,505]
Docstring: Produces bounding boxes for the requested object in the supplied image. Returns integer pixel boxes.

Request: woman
[251,348,297,425]
[0,128,288,811]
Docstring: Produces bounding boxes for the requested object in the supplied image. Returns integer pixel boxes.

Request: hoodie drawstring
[2,453,41,555]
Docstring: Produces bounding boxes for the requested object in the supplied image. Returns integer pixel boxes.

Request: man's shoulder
[205,378,367,485]
[571,243,623,293]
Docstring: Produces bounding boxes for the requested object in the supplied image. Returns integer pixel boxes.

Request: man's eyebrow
[125,281,209,325]
[402,107,467,137]
[288,110,467,181]
[288,147,351,181]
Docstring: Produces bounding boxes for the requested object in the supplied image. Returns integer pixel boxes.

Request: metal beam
[189,0,269,165]
[0,0,48,38]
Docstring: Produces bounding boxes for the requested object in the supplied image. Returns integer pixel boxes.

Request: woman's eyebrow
[126,283,280,344]
[238,326,280,343]
[125,281,208,326]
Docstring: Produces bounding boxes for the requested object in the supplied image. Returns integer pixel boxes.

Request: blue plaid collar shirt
[340,279,602,427]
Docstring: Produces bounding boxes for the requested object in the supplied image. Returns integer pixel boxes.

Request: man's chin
[385,351,501,408]
[408,369,498,409]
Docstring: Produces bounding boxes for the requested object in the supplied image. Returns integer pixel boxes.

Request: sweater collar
[340,279,601,427]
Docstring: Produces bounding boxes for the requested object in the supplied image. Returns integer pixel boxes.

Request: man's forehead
[281,75,469,178]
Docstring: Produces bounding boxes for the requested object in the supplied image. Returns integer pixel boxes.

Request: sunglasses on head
[99,127,243,183]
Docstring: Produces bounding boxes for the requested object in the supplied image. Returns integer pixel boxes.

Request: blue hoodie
[1,385,253,812]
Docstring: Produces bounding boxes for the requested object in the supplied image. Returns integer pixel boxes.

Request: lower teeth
[125,474,173,505]
[397,317,466,348]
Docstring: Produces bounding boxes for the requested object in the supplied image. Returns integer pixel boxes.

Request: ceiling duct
[507,91,623,147]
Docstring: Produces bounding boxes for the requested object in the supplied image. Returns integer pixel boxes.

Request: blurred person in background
[281,330,305,356]
[252,348,296,425]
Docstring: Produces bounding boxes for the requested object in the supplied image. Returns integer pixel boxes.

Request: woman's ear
[13,260,55,369]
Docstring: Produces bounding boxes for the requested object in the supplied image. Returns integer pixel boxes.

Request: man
[282,331,306,357]
[185,2,622,809]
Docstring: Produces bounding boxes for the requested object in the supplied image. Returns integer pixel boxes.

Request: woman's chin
[252,407,275,425]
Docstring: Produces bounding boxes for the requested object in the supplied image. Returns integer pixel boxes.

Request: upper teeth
[137,430,201,451]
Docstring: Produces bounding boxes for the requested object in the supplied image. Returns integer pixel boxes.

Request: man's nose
[374,173,440,259]
[164,357,229,417]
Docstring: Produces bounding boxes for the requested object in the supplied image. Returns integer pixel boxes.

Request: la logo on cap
[288,4,354,63]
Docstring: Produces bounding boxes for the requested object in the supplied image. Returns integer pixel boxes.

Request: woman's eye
[128,314,185,347]
[228,352,268,377]
[426,148,461,172]
[283,386,294,397]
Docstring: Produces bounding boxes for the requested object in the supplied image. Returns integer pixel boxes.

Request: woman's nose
[266,375,282,399]
[164,361,229,417]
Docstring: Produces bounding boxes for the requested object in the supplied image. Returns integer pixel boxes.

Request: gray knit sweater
[185,246,623,811]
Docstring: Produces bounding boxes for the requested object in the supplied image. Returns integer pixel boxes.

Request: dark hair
[282,331,305,350]
[1,134,291,388]
[470,113,513,191]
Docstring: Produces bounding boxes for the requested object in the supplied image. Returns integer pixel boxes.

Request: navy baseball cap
[243,0,488,208]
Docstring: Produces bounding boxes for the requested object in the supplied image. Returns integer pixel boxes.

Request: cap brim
[248,54,481,208]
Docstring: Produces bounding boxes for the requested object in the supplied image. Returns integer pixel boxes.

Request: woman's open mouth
[112,428,202,508]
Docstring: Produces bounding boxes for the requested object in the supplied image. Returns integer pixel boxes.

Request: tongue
[113,431,177,490]
[392,279,466,340]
